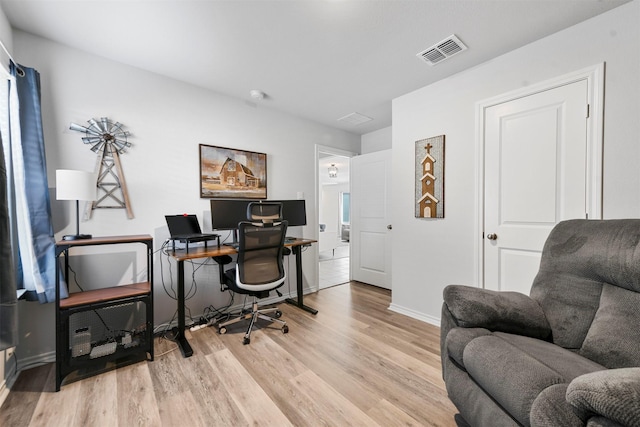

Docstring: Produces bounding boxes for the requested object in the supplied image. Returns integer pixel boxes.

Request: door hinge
[585,104,590,118]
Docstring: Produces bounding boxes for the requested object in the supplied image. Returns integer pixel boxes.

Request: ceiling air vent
[417,34,467,66]
[337,112,373,126]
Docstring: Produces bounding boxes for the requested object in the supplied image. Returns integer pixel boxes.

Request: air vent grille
[337,112,373,126]
[417,35,467,66]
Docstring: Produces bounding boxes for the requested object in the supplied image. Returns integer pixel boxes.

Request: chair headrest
[247,202,282,224]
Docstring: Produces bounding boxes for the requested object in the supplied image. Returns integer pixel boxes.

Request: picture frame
[199,144,267,199]
[415,135,445,218]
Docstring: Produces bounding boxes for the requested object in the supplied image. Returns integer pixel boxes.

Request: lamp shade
[56,169,97,201]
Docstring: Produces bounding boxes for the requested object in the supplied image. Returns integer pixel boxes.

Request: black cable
[67,263,116,341]
[202,290,236,323]
[159,240,177,300]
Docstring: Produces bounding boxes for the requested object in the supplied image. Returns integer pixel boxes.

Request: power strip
[90,341,117,359]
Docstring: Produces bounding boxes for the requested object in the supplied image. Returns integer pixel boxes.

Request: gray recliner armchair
[441,219,640,427]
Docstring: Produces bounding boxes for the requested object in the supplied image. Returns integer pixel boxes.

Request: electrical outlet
[5,347,15,359]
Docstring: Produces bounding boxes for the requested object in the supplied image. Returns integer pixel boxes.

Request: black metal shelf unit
[54,235,154,391]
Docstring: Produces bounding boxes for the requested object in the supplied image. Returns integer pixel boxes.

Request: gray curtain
[0,123,17,351]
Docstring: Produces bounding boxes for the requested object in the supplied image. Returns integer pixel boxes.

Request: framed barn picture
[199,144,267,199]
[415,135,445,218]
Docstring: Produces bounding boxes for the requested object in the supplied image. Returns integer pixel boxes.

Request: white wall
[10,30,360,362]
[361,126,391,154]
[390,1,640,324]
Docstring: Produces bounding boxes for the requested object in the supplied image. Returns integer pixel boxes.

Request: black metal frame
[54,236,154,391]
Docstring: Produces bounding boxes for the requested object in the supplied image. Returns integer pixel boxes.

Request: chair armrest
[567,368,640,427]
[443,284,551,339]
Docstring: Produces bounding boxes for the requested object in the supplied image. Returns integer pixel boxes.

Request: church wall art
[415,135,445,218]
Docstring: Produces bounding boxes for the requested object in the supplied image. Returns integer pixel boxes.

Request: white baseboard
[0,378,8,408]
[388,303,441,327]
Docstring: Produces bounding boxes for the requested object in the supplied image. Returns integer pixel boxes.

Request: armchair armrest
[443,284,551,340]
[567,368,640,427]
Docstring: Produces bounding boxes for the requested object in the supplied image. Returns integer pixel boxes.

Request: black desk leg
[285,245,318,315]
[176,260,193,357]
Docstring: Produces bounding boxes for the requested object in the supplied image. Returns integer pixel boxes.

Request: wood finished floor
[0,282,457,426]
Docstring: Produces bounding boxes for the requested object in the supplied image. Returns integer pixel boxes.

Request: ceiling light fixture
[328,164,338,178]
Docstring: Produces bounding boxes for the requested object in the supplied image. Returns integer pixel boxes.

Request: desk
[168,238,316,357]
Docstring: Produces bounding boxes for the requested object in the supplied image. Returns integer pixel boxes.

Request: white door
[484,79,591,294]
[351,149,392,289]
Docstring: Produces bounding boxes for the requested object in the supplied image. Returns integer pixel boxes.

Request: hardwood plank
[273,309,456,425]
[206,348,293,426]
[367,398,426,427]
[157,391,206,426]
[174,334,247,426]
[28,366,82,426]
[0,282,457,427]
[290,370,378,425]
[116,362,162,426]
[0,364,52,426]
[74,369,118,427]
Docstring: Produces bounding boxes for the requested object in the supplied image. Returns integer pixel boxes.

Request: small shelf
[60,282,151,309]
[55,234,154,391]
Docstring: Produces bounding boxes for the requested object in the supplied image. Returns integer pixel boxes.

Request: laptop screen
[165,214,202,237]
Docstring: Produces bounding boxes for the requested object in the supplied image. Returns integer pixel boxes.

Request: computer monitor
[274,199,307,227]
[210,198,306,230]
[209,199,254,231]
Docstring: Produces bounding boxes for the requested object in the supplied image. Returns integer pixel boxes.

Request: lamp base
[62,234,93,241]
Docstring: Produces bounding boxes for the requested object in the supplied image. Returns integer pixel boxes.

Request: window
[341,192,350,224]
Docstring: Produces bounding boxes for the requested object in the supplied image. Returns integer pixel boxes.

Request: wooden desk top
[56,234,153,247]
[168,238,317,261]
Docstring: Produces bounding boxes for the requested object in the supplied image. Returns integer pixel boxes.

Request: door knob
[387,224,392,230]
[486,233,497,240]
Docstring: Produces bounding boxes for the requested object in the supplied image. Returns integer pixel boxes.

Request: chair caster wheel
[218,327,227,335]
[282,325,289,334]
[275,310,282,319]
[243,337,250,345]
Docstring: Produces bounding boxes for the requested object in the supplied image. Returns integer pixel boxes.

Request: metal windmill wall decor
[69,117,134,219]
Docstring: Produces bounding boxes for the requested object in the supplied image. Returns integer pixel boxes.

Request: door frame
[315,144,356,288]
[474,63,604,289]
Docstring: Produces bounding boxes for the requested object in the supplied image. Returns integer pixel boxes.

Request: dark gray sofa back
[530,219,640,368]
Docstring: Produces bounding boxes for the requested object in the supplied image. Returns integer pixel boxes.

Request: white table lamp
[56,169,97,240]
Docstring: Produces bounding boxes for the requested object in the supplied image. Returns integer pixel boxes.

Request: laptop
[165,214,219,249]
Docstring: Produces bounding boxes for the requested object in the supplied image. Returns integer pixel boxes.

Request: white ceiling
[0,0,631,135]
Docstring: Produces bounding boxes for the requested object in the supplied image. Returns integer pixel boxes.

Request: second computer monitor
[277,199,307,227]
[210,199,306,230]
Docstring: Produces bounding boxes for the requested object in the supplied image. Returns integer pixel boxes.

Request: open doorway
[316,146,353,289]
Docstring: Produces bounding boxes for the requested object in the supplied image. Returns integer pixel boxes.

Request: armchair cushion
[579,284,640,369]
[567,368,640,427]
[462,333,604,426]
[443,285,551,340]
[530,384,583,427]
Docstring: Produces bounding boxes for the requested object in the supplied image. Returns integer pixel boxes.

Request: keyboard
[223,242,239,249]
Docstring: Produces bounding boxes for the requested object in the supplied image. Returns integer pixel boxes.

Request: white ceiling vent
[337,112,373,126]
[417,35,467,66]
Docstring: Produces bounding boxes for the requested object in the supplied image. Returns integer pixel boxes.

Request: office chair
[216,202,289,344]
